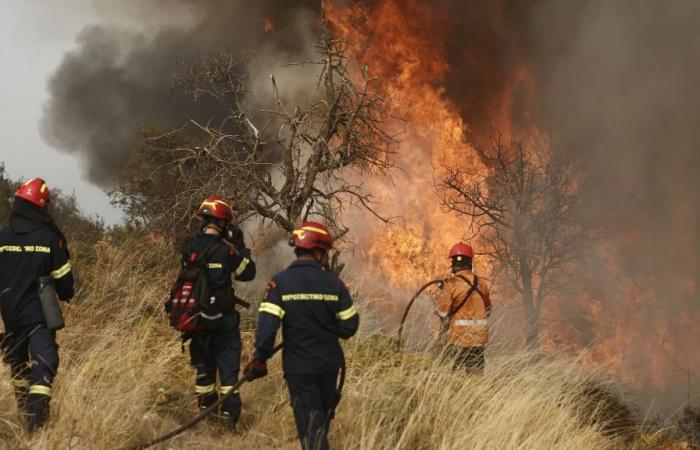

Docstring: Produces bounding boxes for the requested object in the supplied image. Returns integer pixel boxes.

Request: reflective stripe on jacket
[254,259,359,374]
[435,269,491,348]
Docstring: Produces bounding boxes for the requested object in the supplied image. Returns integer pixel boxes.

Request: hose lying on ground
[124,342,284,450]
[396,279,446,350]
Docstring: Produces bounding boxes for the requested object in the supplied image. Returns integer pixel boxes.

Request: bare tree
[113,20,397,250]
[438,135,591,347]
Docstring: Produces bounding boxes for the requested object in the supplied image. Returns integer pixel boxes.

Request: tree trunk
[521,269,540,348]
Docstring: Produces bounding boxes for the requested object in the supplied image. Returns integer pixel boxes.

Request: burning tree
[438,136,591,347]
[112,22,396,247]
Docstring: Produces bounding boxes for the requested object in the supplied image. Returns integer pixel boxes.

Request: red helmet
[449,242,474,259]
[197,196,233,221]
[290,221,333,251]
[15,178,51,208]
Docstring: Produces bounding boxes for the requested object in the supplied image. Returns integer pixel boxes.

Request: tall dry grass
[0,236,635,449]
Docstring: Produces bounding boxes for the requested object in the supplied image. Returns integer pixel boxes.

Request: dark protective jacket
[179,232,256,313]
[0,200,74,331]
[254,259,359,374]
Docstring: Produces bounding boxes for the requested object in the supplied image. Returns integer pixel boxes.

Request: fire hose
[396,278,446,350]
[124,343,284,450]
[125,342,347,450]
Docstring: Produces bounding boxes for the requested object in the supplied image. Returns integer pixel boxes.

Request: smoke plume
[41,0,320,185]
[527,0,700,408]
[330,0,700,409]
[438,0,700,407]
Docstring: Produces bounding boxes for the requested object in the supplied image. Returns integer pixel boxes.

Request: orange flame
[262,17,275,33]
[327,0,699,408]
[328,0,491,289]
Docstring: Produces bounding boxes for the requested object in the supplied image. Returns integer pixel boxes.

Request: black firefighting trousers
[188,313,242,421]
[286,370,340,450]
[1,324,58,430]
[447,345,485,375]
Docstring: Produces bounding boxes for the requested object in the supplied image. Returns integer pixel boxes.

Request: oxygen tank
[38,276,65,331]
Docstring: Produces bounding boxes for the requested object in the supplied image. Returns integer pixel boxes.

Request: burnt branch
[115,21,398,241]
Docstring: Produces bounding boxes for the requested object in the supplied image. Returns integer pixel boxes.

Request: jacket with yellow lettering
[179,232,256,313]
[254,259,359,374]
[0,224,74,331]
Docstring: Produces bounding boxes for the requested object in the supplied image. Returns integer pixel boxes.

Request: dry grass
[0,237,639,449]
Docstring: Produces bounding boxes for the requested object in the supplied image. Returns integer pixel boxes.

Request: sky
[0,1,122,223]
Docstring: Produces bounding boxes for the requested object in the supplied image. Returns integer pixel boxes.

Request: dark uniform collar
[9,198,66,242]
[453,268,473,276]
[290,259,322,269]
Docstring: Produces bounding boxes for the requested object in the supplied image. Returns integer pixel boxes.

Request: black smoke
[41,0,320,185]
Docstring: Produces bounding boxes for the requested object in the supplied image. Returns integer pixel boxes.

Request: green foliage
[0,163,17,223]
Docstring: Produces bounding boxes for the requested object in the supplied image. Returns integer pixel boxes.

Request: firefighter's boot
[12,380,30,427]
[220,386,241,430]
[26,393,50,432]
[197,391,218,411]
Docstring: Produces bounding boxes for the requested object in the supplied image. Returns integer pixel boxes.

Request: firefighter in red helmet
[171,195,256,429]
[0,178,74,431]
[245,221,359,450]
[435,242,492,374]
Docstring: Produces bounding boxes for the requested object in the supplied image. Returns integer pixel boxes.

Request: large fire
[328,0,489,286]
[326,0,699,407]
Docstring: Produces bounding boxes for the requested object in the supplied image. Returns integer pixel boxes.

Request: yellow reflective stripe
[220,385,239,395]
[201,199,232,210]
[195,384,216,394]
[207,262,223,269]
[259,302,285,318]
[301,226,329,235]
[12,379,30,388]
[281,293,339,302]
[336,305,357,321]
[234,258,250,277]
[40,184,48,193]
[29,385,52,396]
[51,262,72,279]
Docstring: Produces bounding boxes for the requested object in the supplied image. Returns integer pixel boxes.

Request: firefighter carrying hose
[245,221,359,450]
[169,196,256,429]
[0,178,74,431]
[435,242,492,374]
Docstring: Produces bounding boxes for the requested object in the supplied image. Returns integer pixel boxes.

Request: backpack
[165,240,225,332]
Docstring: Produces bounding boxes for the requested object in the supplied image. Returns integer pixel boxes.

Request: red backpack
[165,241,225,332]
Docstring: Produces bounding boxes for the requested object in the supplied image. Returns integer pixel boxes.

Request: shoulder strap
[187,240,223,266]
[448,274,480,318]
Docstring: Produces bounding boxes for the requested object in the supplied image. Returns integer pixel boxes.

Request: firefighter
[435,242,492,374]
[245,221,359,450]
[182,196,256,428]
[0,178,74,431]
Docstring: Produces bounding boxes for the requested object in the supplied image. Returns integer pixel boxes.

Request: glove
[244,360,268,381]
[224,224,246,250]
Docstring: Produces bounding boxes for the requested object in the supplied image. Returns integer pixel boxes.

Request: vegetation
[0,14,693,450]
[111,26,397,249]
[0,234,648,450]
